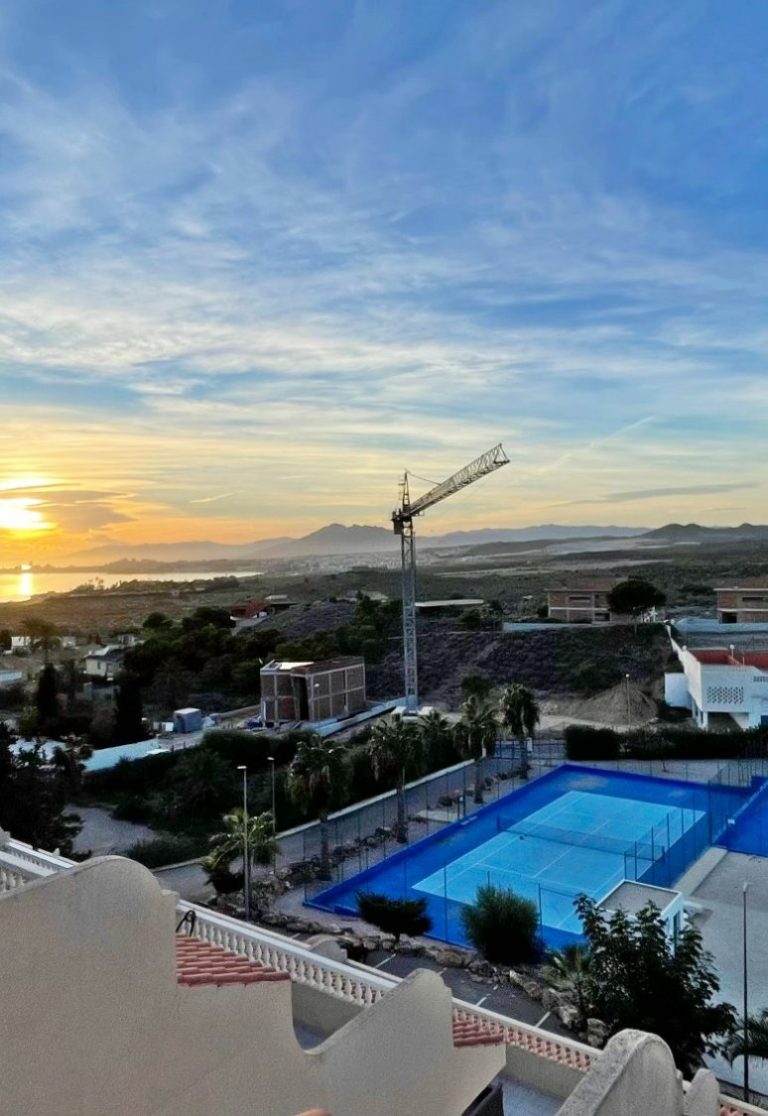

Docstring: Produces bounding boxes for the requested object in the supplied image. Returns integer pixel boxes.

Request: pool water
[309,764,751,949]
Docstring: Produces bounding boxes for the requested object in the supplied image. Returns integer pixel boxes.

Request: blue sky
[0,0,767,557]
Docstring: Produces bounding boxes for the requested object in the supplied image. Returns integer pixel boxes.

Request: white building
[666,644,768,730]
[83,645,125,681]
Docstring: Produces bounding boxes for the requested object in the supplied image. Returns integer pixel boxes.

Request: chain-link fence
[291,744,541,902]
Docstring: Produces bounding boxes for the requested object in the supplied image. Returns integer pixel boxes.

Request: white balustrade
[1,847,758,1114]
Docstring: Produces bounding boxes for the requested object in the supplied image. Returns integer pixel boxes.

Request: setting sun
[0,498,54,534]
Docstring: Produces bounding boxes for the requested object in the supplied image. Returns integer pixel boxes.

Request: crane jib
[391,442,509,710]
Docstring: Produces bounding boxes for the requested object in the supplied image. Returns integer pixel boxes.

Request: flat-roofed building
[260,657,366,725]
[666,644,768,729]
[716,579,768,624]
[547,582,615,623]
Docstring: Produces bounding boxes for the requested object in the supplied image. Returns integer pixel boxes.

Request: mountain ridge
[64,522,649,564]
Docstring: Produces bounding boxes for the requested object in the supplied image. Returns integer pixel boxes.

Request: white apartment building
[666,645,768,730]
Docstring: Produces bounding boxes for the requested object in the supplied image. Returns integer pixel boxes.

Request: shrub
[125,833,204,868]
[356,892,432,942]
[564,725,620,761]
[461,884,539,964]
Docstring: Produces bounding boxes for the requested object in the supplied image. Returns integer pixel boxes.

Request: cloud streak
[0,2,766,556]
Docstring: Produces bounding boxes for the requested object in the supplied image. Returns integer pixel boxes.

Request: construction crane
[391,443,509,712]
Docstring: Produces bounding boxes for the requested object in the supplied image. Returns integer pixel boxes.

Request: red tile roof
[176,935,291,986]
[452,1014,505,1047]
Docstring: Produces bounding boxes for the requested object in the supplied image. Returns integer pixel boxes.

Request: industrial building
[260,657,366,725]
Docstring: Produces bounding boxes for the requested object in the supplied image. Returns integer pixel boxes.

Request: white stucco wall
[0,858,504,1116]
[555,1031,694,1116]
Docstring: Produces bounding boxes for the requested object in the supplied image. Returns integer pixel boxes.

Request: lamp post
[267,754,277,872]
[625,673,631,733]
[743,880,750,1105]
[238,765,250,922]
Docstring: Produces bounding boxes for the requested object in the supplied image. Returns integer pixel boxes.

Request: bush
[356,892,432,942]
[461,884,539,964]
[125,833,204,868]
[564,725,620,761]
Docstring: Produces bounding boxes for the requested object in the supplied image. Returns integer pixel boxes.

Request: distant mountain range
[63,522,648,565]
[641,523,768,542]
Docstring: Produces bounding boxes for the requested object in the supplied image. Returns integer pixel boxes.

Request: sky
[1,0,768,562]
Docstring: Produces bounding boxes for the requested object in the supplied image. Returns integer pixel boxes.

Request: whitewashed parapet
[178,901,395,1008]
[0,840,73,890]
[2,851,762,1116]
[452,1001,596,1072]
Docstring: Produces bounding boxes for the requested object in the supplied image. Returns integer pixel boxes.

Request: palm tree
[209,808,278,872]
[419,708,455,770]
[22,618,61,664]
[723,1009,768,1069]
[288,735,349,879]
[368,715,423,843]
[455,695,499,804]
[543,944,593,1031]
[499,683,540,778]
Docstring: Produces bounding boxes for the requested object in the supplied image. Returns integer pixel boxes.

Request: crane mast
[392,443,509,712]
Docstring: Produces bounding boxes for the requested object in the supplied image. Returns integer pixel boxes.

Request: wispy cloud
[0,1,766,556]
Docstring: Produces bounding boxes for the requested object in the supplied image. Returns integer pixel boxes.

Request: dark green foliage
[113,672,145,745]
[125,833,204,867]
[564,725,621,760]
[202,859,244,895]
[0,722,81,854]
[461,884,539,964]
[164,748,238,819]
[576,896,736,1075]
[0,628,11,651]
[181,607,234,632]
[200,728,304,770]
[608,578,666,618]
[35,664,59,728]
[625,725,763,760]
[356,891,432,941]
[142,611,173,630]
[461,674,494,701]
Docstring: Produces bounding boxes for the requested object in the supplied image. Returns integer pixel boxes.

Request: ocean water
[0,569,260,603]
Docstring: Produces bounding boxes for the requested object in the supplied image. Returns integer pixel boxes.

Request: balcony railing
[0,841,762,1116]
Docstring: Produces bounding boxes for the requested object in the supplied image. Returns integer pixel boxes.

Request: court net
[496,813,666,862]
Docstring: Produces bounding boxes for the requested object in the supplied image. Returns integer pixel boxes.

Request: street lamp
[237,765,250,922]
[267,754,277,872]
[743,880,750,1105]
[625,673,631,733]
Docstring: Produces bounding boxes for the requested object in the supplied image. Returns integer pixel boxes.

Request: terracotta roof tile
[176,935,290,987]
[452,1014,505,1048]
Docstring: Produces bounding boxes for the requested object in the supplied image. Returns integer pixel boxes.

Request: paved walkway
[71,806,157,857]
[688,850,768,1100]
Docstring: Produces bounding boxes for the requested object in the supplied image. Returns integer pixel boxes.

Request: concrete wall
[0,858,503,1116]
[554,1030,721,1116]
[313,970,504,1116]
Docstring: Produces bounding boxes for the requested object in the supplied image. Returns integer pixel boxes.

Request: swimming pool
[309,764,752,949]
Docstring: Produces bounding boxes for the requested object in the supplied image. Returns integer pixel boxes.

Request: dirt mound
[562,680,657,725]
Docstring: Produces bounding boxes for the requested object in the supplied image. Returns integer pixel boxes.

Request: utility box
[173,707,203,734]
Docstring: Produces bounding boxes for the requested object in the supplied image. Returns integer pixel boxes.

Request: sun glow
[0,498,54,534]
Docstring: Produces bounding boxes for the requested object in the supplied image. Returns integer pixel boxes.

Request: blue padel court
[309,764,757,949]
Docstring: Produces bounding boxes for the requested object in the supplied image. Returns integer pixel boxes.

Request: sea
[0,569,261,604]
